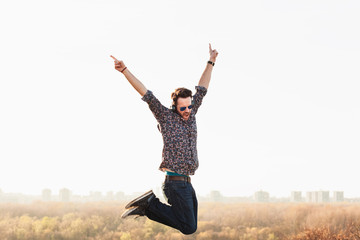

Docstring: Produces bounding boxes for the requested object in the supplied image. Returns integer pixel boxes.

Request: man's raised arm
[110,55,147,96]
[198,44,219,89]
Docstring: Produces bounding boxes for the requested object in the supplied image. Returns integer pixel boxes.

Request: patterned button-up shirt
[141,86,207,176]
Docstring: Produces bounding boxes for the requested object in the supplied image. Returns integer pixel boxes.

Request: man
[110,44,218,235]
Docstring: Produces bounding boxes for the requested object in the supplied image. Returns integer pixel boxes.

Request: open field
[1,202,360,240]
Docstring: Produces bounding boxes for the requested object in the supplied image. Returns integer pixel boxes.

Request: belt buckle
[185,176,190,183]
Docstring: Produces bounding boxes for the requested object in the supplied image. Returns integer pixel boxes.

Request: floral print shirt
[141,86,207,176]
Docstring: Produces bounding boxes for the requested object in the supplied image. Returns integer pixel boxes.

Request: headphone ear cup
[192,99,194,105]
[172,105,176,111]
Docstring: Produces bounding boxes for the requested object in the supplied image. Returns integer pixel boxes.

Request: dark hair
[171,88,192,108]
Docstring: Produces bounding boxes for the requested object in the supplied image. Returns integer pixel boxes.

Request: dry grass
[0,201,359,239]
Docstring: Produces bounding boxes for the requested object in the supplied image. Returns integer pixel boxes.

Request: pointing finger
[209,43,212,52]
[110,55,119,62]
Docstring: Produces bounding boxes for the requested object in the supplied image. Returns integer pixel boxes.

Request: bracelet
[207,61,215,66]
[120,67,127,73]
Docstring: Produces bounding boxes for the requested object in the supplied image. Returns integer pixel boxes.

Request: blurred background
[0,0,359,199]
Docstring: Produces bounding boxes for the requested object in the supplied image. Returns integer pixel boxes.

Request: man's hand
[110,55,147,96]
[209,44,219,62]
[110,55,127,72]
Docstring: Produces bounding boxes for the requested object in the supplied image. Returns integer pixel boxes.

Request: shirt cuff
[195,85,208,95]
[141,90,153,102]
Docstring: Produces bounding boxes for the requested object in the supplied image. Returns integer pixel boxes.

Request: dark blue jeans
[145,180,198,235]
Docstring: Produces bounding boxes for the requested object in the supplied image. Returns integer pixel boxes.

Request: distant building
[42,189,52,201]
[89,191,102,201]
[59,188,71,202]
[115,191,125,201]
[209,191,223,202]
[0,189,3,202]
[291,191,302,202]
[318,191,330,203]
[333,191,344,202]
[254,191,269,202]
[306,192,315,202]
[106,191,114,201]
[306,191,329,203]
[306,191,318,203]
[311,192,318,203]
[306,192,312,202]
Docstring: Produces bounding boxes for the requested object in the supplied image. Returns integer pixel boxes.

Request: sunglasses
[179,105,193,111]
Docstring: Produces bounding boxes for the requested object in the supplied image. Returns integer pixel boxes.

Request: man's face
[176,97,192,121]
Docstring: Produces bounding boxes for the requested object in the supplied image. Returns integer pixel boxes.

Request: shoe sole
[121,207,138,218]
[125,190,153,209]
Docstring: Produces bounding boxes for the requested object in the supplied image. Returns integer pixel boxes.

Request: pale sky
[0,0,359,198]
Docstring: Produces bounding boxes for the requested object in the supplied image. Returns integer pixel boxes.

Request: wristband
[207,61,215,66]
[120,67,127,73]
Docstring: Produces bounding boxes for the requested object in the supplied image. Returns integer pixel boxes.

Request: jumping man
[111,44,218,235]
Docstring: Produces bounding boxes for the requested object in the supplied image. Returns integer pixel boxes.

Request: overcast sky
[0,0,359,198]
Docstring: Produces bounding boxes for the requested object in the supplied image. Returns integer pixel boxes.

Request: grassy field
[1,201,360,240]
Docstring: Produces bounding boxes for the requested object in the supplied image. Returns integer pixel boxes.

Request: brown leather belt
[165,175,191,183]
